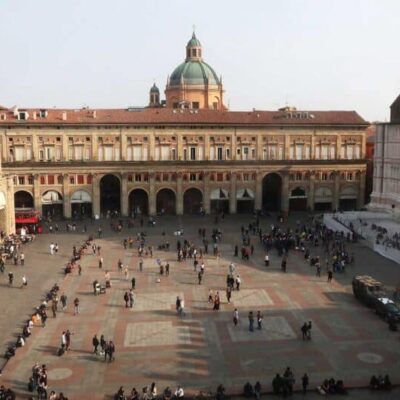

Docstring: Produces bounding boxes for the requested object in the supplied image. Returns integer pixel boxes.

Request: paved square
[124,321,191,347]
[1,215,400,399]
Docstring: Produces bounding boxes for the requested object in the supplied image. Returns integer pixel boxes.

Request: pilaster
[357,170,366,209]
[203,172,211,214]
[333,171,340,211]
[149,174,156,216]
[281,172,289,215]
[307,172,315,211]
[121,173,128,216]
[92,174,100,218]
[255,171,263,210]
[63,174,71,218]
[33,174,42,213]
[176,173,183,215]
[229,173,237,214]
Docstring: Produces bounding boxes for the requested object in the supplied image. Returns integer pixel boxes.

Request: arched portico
[100,174,121,216]
[262,173,282,212]
[129,189,149,216]
[42,190,63,218]
[183,188,203,214]
[71,190,92,218]
[156,188,176,215]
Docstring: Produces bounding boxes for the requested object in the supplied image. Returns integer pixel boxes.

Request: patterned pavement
[0,215,400,399]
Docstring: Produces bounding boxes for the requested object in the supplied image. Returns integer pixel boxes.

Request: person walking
[65,330,71,350]
[233,308,239,326]
[129,289,134,308]
[131,276,136,290]
[257,311,262,330]
[123,292,129,308]
[20,252,25,266]
[139,258,143,272]
[264,253,269,267]
[60,293,67,311]
[100,334,106,355]
[92,334,99,354]
[21,275,28,288]
[98,257,103,269]
[73,298,80,315]
[198,271,202,285]
[8,271,13,286]
[235,275,241,291]
[226,286,232,303]
[327,270,333,283]
[248,311,254,332]
[165,263,170,276]
[124,266,129,281]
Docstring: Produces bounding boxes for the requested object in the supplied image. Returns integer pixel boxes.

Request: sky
[0,0,399,122]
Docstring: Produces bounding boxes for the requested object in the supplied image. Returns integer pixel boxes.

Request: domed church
[164,32,225,110]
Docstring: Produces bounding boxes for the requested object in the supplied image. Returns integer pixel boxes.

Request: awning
[42,191,63,204]
[237,188,254,200]
[0,192,5,210]
[210,188,229,200]
[340,186,357,199]
[71,190,92,203]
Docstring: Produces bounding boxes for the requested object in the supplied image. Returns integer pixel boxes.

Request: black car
[374,297,400,321]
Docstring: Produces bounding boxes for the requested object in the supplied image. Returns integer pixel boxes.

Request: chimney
[62,111,67,121]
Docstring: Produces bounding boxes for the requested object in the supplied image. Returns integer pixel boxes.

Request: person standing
[236,275,241,291]
[124,266,129,281]
[65,330,71,351]
[108,340,115,362]
[248,311,254,332]
[21,275,28,288]
[98,257,103,269]
[165,263,170,276]
[129,289,134,308]
[233,308,239,326]
[92,334,99,354]
[198,271,202,285]
[302,373,309,394]
[139,258,143,272]
[131,276,136,290]
[327,270,333,283]
[8,271,14,286]
[100,334,106,355]
[20,252,25,266]
[264,253,269,267]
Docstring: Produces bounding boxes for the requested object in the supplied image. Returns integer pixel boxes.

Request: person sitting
[174,385,184,399]
[16,335,25,348]
[115,386,125,400]
[328,377,336,393]
[162,386,172,400]
[216,384,225,400]
[335,380,347,394]
[23,324,31,338]
[272,373,282,394]
[243,382,254,398]
[318,379,329,395]
[383,374,392,390]
[370,375,379,390]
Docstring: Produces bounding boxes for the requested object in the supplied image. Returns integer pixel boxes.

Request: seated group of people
[370,374,391,390]
[115,384,184,400]
[318,378,347,395]
[0,385,16,400]
[243,382,261,399]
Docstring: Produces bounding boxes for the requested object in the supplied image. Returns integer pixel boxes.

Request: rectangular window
[40,176,46,185]
[321,145,328,160]
[217,147,223,160]
[171,148,176,160]
[48,175,55,185]
[251,148,256,159]
[84,147,90,160]
[189,173,196,181]
[183,148,187,160]
[127,146,133,161]
[69,146,74,160]
[190,147,196,160]
[18,176,25,185]
[70,176,75,184]
[217,173,223,181]
[296,144,303,160]
[14,146,24,161]
[45,146,54,160]
[115,147,120,161]
[77,175,84,184]
[133,145,142,161]
[55,147,61,161]
[104,146,113,161]
[226,148,230,159]
[28,176,34,185]
[243,174,249,181]
[74,145,83,160]
[87,175,92,184]
[26,147,32,160]
[135,174,142,182]
[161,146,169,161]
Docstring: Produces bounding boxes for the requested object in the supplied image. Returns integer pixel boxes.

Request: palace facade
[0,33,369,232]
[370,94,400,214]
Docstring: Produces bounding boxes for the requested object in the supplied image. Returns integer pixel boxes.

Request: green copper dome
[169,60,220,86]
[187,32,201,47]
[150,83,159,93]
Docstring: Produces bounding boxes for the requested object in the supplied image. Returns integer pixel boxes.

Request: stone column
[62,135,69,161]
[91,132,98,160]
[177,135,183,161]
[333,171,340,211]
[63,174,71,219]
[149,174,156,216]
[255,171,263,211]
[92,174,100,218]
[336,135,342,160]
[121,173,129,217]
[307,172,315,211]
[203,172,211,214]
[357,170,366,209]
[31,133,38,161]
[176,173,183,215]
[231,132,237,161]
[121,131,127,161]
[6,176,15,234]
[281,172,289,216]
[33,174,42,214]
[204,135,210,160]
[229,173,237,214]
[284,135,290,160]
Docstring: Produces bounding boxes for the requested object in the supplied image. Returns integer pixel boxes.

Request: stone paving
[0,214,400,399]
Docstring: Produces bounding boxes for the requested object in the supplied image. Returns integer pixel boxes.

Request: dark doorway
[237,200,254,213]
[14,191,34,209]
[183,188,203,214]
[72,203,92,218]
[156,188,176,215]
[100,175,121,216]
[42,190,63,219]
[289,187,307,211]
[262,173,282,211]
[129,189,149,216]
[339,199,357,211]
